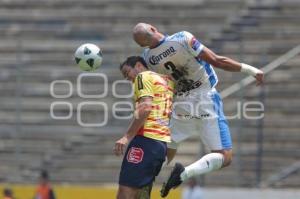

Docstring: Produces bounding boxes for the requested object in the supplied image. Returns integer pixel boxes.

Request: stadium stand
[210,0,300,187]
[0,0,299,188]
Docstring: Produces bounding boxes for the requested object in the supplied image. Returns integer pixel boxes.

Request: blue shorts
[119,135,167,188]
[170,87,232,150]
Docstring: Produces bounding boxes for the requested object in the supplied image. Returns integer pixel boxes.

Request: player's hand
[114,136,129,156]
[255,71,264,86]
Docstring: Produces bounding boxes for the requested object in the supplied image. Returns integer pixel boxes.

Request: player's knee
[212,149,232,168]
[222,149,232,167]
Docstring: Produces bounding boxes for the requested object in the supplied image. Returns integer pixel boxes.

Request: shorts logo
[127,147,144,164]
[190,37,200,51]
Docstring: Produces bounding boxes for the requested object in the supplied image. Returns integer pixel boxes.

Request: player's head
[3,188,13,197]
[120,56,148,82]
[133,23,164,48]
[39,170,49,185]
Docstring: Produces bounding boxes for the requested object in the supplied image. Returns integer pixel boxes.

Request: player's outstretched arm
[199,46,264,85]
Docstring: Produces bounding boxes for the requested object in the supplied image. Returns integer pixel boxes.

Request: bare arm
[186,32,247,72]
[114,97,152,156]
[199,46,242,71]
[199,46,264,85]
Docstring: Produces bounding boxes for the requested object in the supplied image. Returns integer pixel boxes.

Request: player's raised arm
[198,46,264,85]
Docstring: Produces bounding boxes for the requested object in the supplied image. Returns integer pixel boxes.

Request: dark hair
[40,170,49,180]
[120,56,148,70]
[3,188,12,196]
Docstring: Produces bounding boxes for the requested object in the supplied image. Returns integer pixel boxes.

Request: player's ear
[135,62,144,70]
[150,26,157,33]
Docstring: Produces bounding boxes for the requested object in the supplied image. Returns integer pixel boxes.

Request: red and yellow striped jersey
[134,71,174,142]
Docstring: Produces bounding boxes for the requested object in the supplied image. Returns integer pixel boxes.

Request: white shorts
[168,84,232,151]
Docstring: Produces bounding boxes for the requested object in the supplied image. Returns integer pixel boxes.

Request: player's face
[121,64,138,82]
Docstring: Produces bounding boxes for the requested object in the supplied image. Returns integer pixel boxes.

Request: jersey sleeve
[141,49,148,60]
[182,31,204,57]
[134,73,154,100]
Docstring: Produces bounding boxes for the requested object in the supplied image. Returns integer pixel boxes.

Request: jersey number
[164,61,183,80]
[137,74,143,90]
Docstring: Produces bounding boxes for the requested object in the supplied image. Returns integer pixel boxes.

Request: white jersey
[142,32,232,150]
[142,31,218,92]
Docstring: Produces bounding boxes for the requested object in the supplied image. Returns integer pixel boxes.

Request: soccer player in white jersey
[132,22,264,197]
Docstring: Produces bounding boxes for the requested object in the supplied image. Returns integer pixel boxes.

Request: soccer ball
[74,43,103,72]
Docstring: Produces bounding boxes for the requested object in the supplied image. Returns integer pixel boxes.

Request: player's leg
[161,151,231,198]
[117,185,139,199]
[179,151,229,181]
[181,148,232,179]
[161,116,198,197]
[161,90,232,197]
[136,183,153,199]
[180,90,232,180]
[163,144,224,198]
[118,183,153,199]
[212,148,232,168]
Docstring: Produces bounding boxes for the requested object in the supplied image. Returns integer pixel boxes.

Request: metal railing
[219,44,300,187]
[260,161,300,187]
[220,44,300,99]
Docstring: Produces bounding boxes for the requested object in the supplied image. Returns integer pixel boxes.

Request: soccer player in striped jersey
[114,56,174,199]
[132,22,264,197]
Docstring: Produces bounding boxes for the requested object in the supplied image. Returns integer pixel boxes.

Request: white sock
[180,153,224,181]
